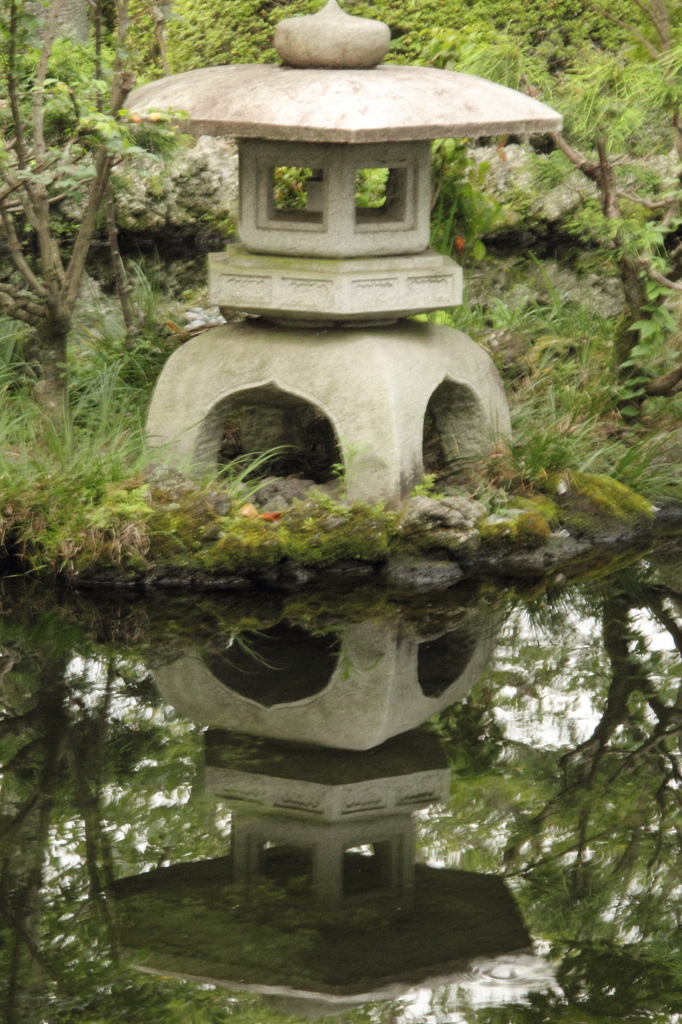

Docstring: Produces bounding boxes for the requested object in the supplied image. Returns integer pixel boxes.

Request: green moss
[540,471,654,540]
[202,518,285,572]
[509,494,561,525]
[281,500,393,567]
[147,508,206,562]
[479,510,551,549]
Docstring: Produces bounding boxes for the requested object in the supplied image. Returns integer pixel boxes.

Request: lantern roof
[128,62,562,144]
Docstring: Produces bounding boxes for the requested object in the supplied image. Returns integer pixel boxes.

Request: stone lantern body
[130,1,562,505]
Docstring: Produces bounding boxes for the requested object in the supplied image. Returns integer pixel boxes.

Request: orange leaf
[239,503,259,518]
[130,113,142,124]
[260,511,282,522]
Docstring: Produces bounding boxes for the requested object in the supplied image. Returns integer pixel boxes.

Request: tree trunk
[33,314,70,428]
[613,255,650,378]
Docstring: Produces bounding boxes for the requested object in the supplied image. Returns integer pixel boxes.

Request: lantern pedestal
[208,244,463,324]
[146,318,510,507]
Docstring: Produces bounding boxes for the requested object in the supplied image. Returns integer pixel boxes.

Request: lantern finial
[274,0,391,69]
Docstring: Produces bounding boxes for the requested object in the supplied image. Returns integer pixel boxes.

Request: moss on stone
[202,518,286,572]
[281,500,393,567]
[479,510,551,549]
[540,471,654,539]
[509,494,561,525]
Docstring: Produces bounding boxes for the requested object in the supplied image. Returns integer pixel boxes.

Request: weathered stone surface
[110,135,238,236]
[253,476,318,510]
[237,138,431,259]
[397,495,485,555]
[274,0,391,70]
[209,245,462,321]
[145,319,511,507]
[400,495,485,531]
[382,556,463,590]
[128,64,562,144]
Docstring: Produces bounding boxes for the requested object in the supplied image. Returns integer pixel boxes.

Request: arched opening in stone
[422,378,486,476]
[202,623,341,708]
[417,627,477,699]
[196,384,342,484]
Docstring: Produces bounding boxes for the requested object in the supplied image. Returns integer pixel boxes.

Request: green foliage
[430,138,497,262]
[127,0,643,79]
[410,473,446,498]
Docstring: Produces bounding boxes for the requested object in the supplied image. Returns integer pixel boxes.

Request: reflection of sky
[483,605,681,750]
[377,952,560,1022]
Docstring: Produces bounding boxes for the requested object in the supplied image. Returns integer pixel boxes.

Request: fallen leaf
[260,511,282,522]
[239,503,259,518]
[130,113,142,124]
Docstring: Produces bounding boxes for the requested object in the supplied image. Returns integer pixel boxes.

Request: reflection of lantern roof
[128,64,561,143]
[114,855,532,1005]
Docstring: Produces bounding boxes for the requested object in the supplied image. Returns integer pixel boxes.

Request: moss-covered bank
[1,465,678,591]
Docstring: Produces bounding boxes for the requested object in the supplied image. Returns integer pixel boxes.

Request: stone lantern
[130,1,561,505]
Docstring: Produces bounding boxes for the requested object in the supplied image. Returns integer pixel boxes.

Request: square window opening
[343,841,393,896]
[355,166,407,225]
[270,166,324,224]
[259,842,314,887]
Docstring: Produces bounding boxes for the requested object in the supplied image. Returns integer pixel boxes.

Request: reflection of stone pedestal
[153,612,502,749]
[208,727,449,906]
[145,319,510,506]
[232,814,415,906]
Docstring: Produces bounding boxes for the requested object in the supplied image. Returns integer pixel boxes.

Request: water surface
[1,550,682,1023]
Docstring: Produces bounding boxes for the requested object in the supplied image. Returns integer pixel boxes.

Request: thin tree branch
[0,209,48,297]
[616,189,671,210]
[588,2,661,58]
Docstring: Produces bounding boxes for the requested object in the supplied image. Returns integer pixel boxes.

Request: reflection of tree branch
[505,590,666,871]
[65,662,120,956]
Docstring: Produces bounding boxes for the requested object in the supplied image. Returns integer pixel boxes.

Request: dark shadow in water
[418,627,478,698]
[202,623,341,707]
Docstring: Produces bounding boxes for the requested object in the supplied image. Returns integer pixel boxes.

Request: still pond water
[2,547,682,1024]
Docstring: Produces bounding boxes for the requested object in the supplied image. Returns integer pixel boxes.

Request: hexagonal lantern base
[208,244,462,324]
[145,319,510,507]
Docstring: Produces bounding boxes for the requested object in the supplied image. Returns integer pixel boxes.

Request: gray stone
[128,64,562,144]
[109,135,238,235]
[145,319,511,507]
[237,138,432,259]
[209,245,462,321]
[400,495,485,531]
[274,0,391,70]
[396,496,484,556]
[253,476,317,509]
[382,557,463,590]
[152,616,501,749]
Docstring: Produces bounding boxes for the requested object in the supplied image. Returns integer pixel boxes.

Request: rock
[400,495,486,531]
[382,556,463,590]
[467,255,624,321]
[110,135,238,242]
[479,508,552,549]
[397,495,484,556]
[254,476,318,511]
[144,463,197,500]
